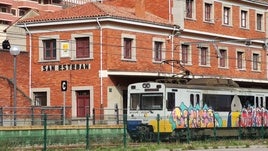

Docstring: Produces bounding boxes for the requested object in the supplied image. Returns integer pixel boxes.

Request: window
[154,41,163,61]
[186,0,193,18]
[43,39,56,60]
[130,93,163,110]
[33,92,47,106]
[32,88,50,106]
[219,49,227,67]
[204,3,212,21]
[152,37,165,62]
[76,37,90,58]
[223,7,230,25]
[167,92,175,111]
[19,9,26,16]
[256,13,263,31]
[200,47,209,66]
[203,94,233,111]
[0,7,7,13]
[121,34,136,61]
[71,33,93,60]
[237,51,245,69]
[124,38,132,59]
[181,44,191,64]
[241,10,248,28]
[11,9,16,16]
[252,53,260,71]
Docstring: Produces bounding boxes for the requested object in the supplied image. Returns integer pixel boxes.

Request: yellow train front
[126,79,268,142]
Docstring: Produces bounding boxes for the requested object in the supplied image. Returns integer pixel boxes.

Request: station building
[1,0,268,123]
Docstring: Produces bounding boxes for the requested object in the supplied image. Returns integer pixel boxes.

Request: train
[126,78,268,142]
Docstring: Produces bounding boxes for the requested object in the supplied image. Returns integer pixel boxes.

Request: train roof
[186,78,239,87]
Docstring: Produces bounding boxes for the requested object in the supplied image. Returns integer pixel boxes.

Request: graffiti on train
[169,102,268,129]
[239,106,268,127]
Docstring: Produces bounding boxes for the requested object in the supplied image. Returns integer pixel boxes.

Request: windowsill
[237,68,246,71]
[218,66,229,69]
[251,70,261,73]
[71,58,93,61]
[222,24,233,27]
[38,59,60,63]
[203,20,214,24]
[121,58,136,62]
[153,60,162,64]
[185,17,196,21]
[199,65,211,67]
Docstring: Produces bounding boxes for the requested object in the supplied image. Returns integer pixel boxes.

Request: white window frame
[252,51,261,72]
[256,12,264,32]
[222,4,232,26]
[198,45,210,67]
[71,33,93,60]
[121,34,136,61]
[152,37,165,63]
[180,43,192,65]
[39,35,60,62]
[31,88,51,106]
[217,47,229,69]
[203,0,214,23]
[240,8,249,29]
[236,49,246,70]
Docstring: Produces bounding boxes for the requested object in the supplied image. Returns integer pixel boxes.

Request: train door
[255,94,265,108]
[189,91,202,108]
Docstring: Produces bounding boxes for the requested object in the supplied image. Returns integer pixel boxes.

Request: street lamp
[10,46,20,126]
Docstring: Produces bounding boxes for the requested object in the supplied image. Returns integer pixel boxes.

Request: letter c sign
[61,80,67,91]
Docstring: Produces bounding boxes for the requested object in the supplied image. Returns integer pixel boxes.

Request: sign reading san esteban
[42,63,90,71]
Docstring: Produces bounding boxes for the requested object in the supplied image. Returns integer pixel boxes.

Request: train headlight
[142,83,150,88]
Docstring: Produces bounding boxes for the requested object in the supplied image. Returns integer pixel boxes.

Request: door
[76,90,90,117]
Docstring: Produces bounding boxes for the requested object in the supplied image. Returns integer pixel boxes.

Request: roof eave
[17,16,178,31]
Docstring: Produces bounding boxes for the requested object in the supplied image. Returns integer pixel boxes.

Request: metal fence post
[187,113,190,143]
[123,114,127,148]
[0,107,3,126]
[115,104,119,124]
[31,106,34,125]
[157,114,160,144]
[238,114,241,140]
[61,107,64,125]
[43,114,47,151]
[86,114,89,150]
[92,108,95,125]
[213,112,216,140]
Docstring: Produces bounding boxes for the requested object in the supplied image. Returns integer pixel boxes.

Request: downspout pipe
[24,23,32,103]
[96,18,103,105]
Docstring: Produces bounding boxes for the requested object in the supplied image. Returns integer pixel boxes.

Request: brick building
[1,0,268,124]
[13,1,179,122]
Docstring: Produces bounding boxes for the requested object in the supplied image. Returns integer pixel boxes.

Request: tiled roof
[18,2,172,26]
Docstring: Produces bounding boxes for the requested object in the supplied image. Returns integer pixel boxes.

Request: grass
[2,138,268,150]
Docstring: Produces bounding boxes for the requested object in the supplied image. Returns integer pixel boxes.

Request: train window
[167,92,175,111]
[190,94,194,106]
[203,94,233,111]
[140,93,163,110]
[196,94,200,105]
[266,97,268,109]
[239,95,254,108]
[256,97,259,107]
[260,97,263,107]
[130,94,140,110]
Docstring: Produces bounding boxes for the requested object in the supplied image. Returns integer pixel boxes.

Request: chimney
[135,0,145,18]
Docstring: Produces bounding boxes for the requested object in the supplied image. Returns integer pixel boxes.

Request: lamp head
[10,46,20,56]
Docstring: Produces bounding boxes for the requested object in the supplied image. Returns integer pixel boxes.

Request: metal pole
[63,91,66,125]
[13,56,17,126]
